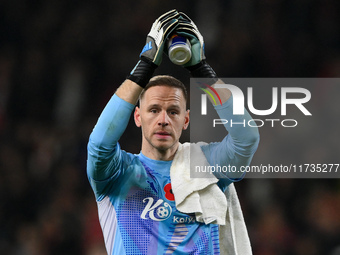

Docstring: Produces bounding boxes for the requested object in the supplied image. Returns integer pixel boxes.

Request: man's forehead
[141,85,186,103]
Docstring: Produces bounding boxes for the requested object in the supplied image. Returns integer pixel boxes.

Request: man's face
[134,85,189,153]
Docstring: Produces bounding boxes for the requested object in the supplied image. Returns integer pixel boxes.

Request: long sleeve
[201,95,260,181]
[87,94,135,182]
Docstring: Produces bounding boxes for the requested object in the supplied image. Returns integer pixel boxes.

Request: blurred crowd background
[0,0,339,254]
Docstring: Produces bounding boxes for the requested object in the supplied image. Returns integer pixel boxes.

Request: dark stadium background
[0,0,339,254]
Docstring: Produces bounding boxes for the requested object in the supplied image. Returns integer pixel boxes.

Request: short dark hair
[139,75,188,102]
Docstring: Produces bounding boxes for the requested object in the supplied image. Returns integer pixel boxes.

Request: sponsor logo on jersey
[141,197,172,221]
[173,215,196,224]
[141,196,197,224]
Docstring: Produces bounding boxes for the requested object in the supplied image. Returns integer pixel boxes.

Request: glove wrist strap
[127,58,157,88]
[186,60,218,85]
[186,60,217,78]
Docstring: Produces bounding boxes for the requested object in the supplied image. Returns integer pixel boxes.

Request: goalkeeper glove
[127,10,180,87]
[175,12,217,79]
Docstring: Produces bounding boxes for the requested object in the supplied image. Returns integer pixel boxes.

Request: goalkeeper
[87,10,259,255]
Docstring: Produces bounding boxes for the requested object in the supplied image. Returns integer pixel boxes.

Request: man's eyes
[149,109,179,115]
[169,110,179,115]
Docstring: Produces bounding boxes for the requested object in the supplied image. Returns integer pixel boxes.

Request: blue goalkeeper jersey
[87,94,259,255]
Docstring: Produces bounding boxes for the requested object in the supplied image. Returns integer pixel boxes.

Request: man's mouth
[154,131,171,139]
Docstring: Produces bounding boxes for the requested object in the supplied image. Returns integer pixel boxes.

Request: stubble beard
[143,133,178,153]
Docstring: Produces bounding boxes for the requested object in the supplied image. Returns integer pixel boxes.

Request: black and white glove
[175,12,217,79]
[127,10,180,87]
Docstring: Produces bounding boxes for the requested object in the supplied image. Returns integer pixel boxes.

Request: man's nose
[158,111,169,127]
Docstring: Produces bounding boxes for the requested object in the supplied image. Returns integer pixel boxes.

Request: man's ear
[183,109,190,130]
[134,106,141,127]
